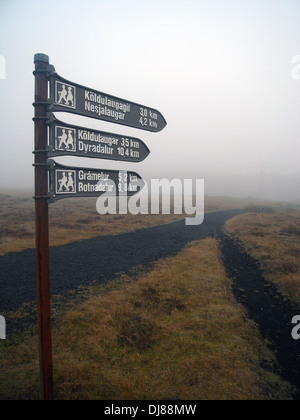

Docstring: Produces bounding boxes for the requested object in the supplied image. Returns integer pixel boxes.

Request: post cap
[34,53,49,64]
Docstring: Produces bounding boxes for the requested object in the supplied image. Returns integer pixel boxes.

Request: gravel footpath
[0,210,240,316]
[1,208,299,398]
[219,232,300,399]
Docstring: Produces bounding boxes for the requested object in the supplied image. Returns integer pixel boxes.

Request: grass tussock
[0,191,281,256]
[0,194,184,256]
[0,239,292,400]
[225,208,300,305]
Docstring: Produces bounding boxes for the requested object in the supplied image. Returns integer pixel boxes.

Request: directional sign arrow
[48,160,144,202]
[48,70,167,132]
[48,116,150,163]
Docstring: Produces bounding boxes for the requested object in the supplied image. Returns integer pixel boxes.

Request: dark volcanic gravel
[219,232,300,399]
[0,210,240,317]
[1,208,299,398]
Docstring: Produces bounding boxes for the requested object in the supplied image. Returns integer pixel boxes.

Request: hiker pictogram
[55,81,76,109]
[58,129,67,149]
[56,170,76,193]
[57,84,67,104]
[56,127,76,151]
[66,130,75,149]
[66,87,74,107]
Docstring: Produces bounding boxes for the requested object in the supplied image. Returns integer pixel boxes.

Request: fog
[0,0,299,201]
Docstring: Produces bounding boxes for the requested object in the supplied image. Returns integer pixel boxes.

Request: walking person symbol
[57,171,75,192]
[57,84,68,104]
[66,87,74,107]
[67,172,75,192]
[58,129,68,149]
[66,130,75,150]
[58,172,68,192]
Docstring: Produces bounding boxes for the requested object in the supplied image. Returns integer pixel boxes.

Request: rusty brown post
[33,53,54,400]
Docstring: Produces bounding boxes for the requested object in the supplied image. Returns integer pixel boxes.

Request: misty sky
[0,0,299,200]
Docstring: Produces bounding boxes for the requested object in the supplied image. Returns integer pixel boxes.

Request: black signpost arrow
[47,116,150,162]
[48,70,167,132]
[48,160,145,202]
[33,53,164,400]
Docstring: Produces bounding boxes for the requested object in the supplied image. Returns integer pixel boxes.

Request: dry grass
[0,190,281,256]
[225,207,300,305]
[0,239,292,400]
[0,192,184,255]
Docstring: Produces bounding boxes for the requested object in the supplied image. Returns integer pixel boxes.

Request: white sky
[0,0,299,200]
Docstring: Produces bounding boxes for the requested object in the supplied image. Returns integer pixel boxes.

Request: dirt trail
[0,210,240,327]
[0,209,299,398]
[219,231,300,399]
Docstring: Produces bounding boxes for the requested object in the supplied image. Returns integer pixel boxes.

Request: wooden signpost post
[33,53,166,400]
[33,53,53,401]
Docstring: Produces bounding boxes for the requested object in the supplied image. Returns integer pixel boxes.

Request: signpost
[48,116,150,162]
[48,161,144,202]
[33,54,53,401]
[33,53,166,400]
[48,71,167,132]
